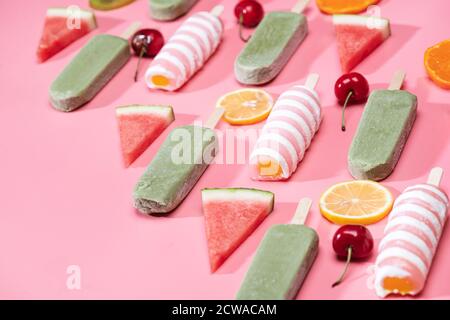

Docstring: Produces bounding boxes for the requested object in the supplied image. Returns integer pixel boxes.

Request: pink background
[1,0,449,299]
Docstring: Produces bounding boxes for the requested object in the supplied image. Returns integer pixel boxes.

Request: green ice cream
[348,90,417,181]
[134,125,218,214]
[49,35,130,112]
[149,0,198,21]
[236,224,319,300]
[235,12,308,85]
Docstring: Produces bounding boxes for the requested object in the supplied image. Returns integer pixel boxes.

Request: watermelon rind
[116,105,174,123]
[202,188,274,212]
[47,7,97,31]
[333,14,390,39]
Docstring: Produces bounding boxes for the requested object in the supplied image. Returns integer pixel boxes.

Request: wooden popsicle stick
[305,73,319,89]
[291,0,310,14]
[211,5,224,17]
[388,70,406,90]
[121,21,142,39]
[291,198,312,225]
[427,167,444,187]
[205,107,225,129]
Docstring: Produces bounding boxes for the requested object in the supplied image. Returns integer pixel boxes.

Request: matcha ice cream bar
[234,0,309,85]
[49,23,140,112]
[149,0,198,21]
[236,198,319,300]
[133,109,223,215]
[348,71,417,181]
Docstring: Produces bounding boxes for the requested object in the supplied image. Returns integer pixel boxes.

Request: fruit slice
[316,0,380,14]
[333,14,390,72]
[202,188,274,272]
[89,0,135,11]
[36,8,97,63]
[319,180,393,225]
[424,39,450,89]
[116,105,174,167]
[216,89,273,125]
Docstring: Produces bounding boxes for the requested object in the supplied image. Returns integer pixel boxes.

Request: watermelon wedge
[116,105,174,167]
[333,14,390,72]
[37,8,97,63]
[202,188,274,272]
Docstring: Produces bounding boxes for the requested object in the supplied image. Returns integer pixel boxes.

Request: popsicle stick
[121,21,142,39]
[388,70,406,90]
[305,73,319,90]
[291,0,310,14]
[291,198,312,225]
[427,167,444,187]
[205,108,225,129]
[210,5,224,17]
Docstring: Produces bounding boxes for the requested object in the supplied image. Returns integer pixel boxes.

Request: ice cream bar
[375,167,449,297]
[133,108,224,214]
[250,74,321,180]
[149,0,198,21]
[234,0,309,85]
[348,71,417,181]
[145,6,223,91]
[50,23,140,112]
[236,198,319,300]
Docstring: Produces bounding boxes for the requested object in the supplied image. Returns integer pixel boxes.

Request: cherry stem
[239,13,251,42]
[341,90,353,132]
[332,246,352,288]
[134,43,148,82]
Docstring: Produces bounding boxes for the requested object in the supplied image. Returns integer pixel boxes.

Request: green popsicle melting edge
[134,125,218,214]
[237,198,319,300]
[235,11,308,85]
[149,0,198,21]
[49,34,130,112]
[348,90,417,181]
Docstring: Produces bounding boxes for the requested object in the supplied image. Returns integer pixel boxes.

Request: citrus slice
[424,39,450,89]
[316,0,380,14]
[319,180,393,225]
[216,89,273,125]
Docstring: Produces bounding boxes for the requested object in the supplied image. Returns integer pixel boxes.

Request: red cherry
[234,0,264,28]
[334,72,369,131]
[331,225,374,287]
[131,29,164,81]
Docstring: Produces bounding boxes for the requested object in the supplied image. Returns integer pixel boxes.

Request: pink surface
[0,0,449,299]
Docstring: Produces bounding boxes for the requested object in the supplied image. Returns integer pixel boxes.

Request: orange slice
[319,180,393,225]
[216,89,273,125]
[424,39,450,89]
[316,0,380,14]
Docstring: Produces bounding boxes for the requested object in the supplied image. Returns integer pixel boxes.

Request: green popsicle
[348,71,417,181]
[149,0,198,21]
[133,109,223,215]
[49,23,140,112]
[234,0,309,85]
[236,198,319,300]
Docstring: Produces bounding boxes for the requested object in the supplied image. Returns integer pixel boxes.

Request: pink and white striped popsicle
[145,5,224,91]
[249,74,321,181]
[375,167,449,297]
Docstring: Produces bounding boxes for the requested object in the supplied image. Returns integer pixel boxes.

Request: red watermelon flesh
[37,8,97,63]
[116,105,174,167]
[202,188,274,272]
[333,15,390,72]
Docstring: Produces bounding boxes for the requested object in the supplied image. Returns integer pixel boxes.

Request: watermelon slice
[202,188,274,272]
[333,14,390,72]
[37,8,97,63]
[116,105,174,167]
